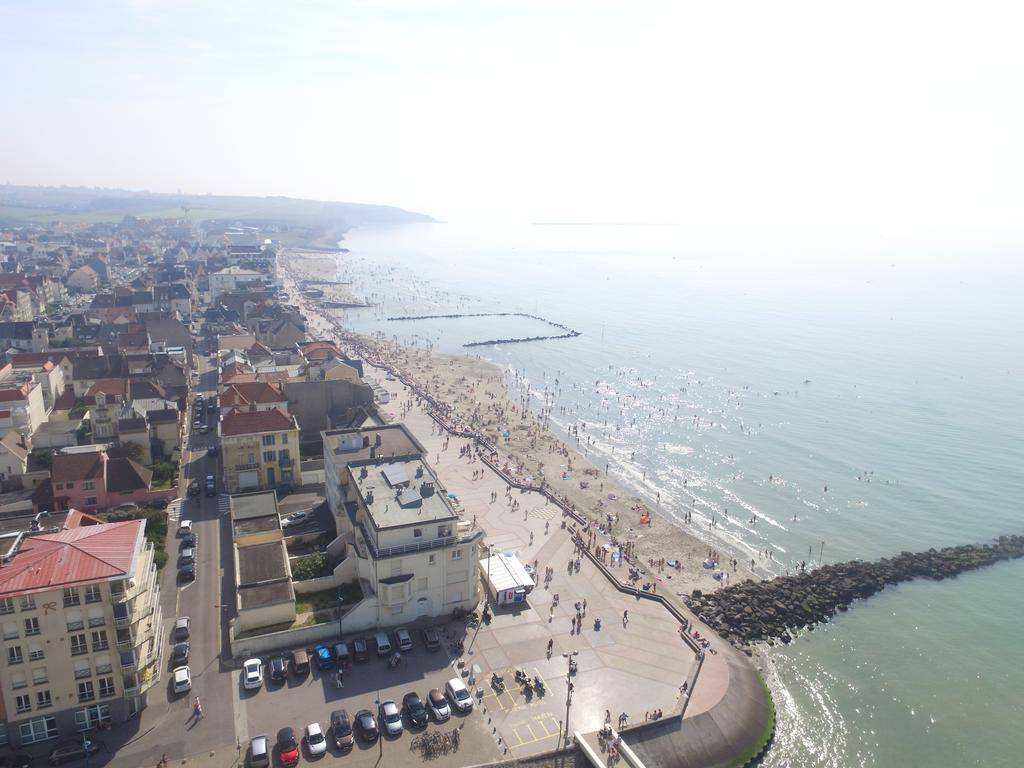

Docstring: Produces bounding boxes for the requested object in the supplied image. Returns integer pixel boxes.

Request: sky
[3,0,1024,246]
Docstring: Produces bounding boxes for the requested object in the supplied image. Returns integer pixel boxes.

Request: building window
[282,434,288,444]
[280,449,290,460]
[83,480,95,490]
[0,598,13,614]
[66,482,74,489]
[85,497,98,506]
[70,635,88,656]
[29,644,44,661]
[63,588,81,607]
[8,646,23,665]
[261,434,276,446]
[451,549,462,561]
[390,605,404,615]
[91,631,109,651]
[2,621,18,640]
[55,483,64,491]
[84,585,102,604]
[24,617,40,636]
[74,704,110,731]
[428,554,436,565]
[15,694,31,713]
[36,690,52,709]
[413,528,422,538]
[98,677,116,698]
[78,681,95,702]
[20,595,36,611]
[11,672,27,689]
[263,450,276,462]
[19,715,57,744]
[417,577,428,591]
[32,666,48,684]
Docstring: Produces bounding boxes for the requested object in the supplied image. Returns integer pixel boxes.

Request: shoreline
[283,249,756,597]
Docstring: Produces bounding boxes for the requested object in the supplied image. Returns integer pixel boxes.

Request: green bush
[292,553,329,581]
[152,461,177,489]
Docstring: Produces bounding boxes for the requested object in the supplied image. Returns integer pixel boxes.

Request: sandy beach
[283,250,755,597]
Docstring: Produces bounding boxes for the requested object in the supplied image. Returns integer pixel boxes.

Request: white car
[172,665,192,694]
[380,700,403,737]
[178,520,193,536]
[427,688,450,722]
[396,627,413,651]
[282,511,309,528]
[242,658,263,690]
[445,677,473,711]
[305,722,327,756]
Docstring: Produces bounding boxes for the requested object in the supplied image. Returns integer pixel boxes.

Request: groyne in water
[386,311,581,347]
[685,535,1024,649]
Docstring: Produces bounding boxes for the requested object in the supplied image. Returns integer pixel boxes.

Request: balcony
[66,620,84,631]
[120,650,137,671]
[279,456,294,468]
[88,617,105,628]
[123,685,139,698]
[70,645,89,657]
[74,668,92,680]
[234,462,259,471]
[96,663,113,674]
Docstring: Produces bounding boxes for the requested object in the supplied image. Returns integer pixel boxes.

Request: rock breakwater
[685,535,1024,649]
[386,311,581,347]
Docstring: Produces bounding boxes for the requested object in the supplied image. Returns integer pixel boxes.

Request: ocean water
[329,220,1024,767]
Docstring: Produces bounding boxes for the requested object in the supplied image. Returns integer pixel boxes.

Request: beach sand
[281,251,755,597]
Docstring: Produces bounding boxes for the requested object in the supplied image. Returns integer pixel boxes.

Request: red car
[277,727,300,766]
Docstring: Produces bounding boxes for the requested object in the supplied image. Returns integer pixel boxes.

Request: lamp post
[337,590,346,641]
[468,543,492,654]
[563,650,578,748]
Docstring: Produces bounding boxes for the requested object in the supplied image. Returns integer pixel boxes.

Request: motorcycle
[491,673,505,692]
[533,676,545,695]
[569,659,578,675]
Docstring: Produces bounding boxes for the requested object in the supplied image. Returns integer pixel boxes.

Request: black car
[172,641,190,664]
[180,533,196,549]
[352,638,369,662]
[206,445,218,456]
[47,740,102,765]
[354,709,379,742]
[269,655,288,683]
[402,691,429,728]
[330,709,354,751]
[187,480,200,497]
[179,564,195,582]
[0,755,32,768]
[422,626,441,651]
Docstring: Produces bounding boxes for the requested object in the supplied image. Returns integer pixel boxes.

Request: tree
[292,553,327,581]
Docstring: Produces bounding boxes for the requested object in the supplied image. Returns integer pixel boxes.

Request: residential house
[219,382,287,415]
[116,417,152,467]
[0,379,47,438]
[50,450,165,512]
[219,407,300,493]
[146,408,180,461]
[0,322,35,353]
[209,266,264,299]
[83,379,128,441]
[0,516,163,747]
[229,492,295,632]
[0,430,30,481]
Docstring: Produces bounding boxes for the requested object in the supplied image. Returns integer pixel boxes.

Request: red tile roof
[220,406,296,437]
[0,520,143,597]
[220,382,284,407]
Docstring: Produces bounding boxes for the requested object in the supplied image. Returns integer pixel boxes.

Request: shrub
[292,553,329,581]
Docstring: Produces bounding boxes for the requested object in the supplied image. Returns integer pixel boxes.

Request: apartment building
[220,407,301,493]
[322,425,483,625]
[0,513,163,748]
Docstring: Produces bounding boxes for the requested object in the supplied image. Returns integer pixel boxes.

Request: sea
[328,219,1024,767]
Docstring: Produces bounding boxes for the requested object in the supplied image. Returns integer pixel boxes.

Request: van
[395,627,413,652]
[291,648,310,676]
[248,734,270,768]
[333,642,351,666]
[374,632,392,657]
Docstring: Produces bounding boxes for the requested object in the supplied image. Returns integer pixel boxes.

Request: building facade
[0,516,163,748]
[220,407,301,493]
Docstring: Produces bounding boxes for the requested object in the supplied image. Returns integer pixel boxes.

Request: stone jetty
[386,311,581,347]
[685,535,1024,649]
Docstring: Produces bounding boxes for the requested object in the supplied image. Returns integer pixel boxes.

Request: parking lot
[231,624,504,766]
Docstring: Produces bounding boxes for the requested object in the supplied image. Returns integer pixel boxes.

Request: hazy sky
[3,0,1024,245]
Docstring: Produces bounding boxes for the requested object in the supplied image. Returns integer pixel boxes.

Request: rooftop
[322,423,424,465]
[221,406,296,437]
[237,540,289,584]
[352,456,456,530]
[238,579,294,610]
[0,520,143,597]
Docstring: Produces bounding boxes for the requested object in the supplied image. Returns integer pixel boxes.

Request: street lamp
[337,590,346,641]
[562,651,578,748]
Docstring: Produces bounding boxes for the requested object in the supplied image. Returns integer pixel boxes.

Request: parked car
[193,418,202,429]
[354,709,379,742]
[200,424,210,434]
[333,642,350,666]
[314,644,334,670]
[396,627,414,652]
[291,648,310,676]
[281,511,309,528]
[242,658,264,690]
[422,626,442,650]
[305,722,327,757]
[374,632,392,656]
[179,547,195,565]
[352,638,369,662]
[248,735,270,768]
[187,480,200,497]
[277,727,300,767]
[172,665,192,694]
[330,709,354,751]
[269,656,288,683]
[206,445,218,456]
[428,688,451,722]
[178,520,193,536]
[47,740,101,766]
[403,691,428,728]
[446,677,473,711]
[379,700,403,737]
[171,641,190,664]
[180,533,196,549]
[179,564,196,582]
[173,616,191,641]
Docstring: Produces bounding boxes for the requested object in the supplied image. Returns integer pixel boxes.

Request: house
[0,429,30,480]
[67,264,101,292]
[83,378,128,441]
[219,381,287,414]
[219,407,301,493]
[209,266,264,299]
[321,424,483,625]
[229,492,296,632]
[116,416,152,467]
[0,322,35,352]
[146,407,180,460]
[0,516,163,746]
[50,449,167,512]
[59,352,129,397]
[0,379,47,437]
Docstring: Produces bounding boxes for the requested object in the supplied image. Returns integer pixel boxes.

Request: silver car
[379,700,403,737]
